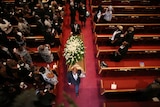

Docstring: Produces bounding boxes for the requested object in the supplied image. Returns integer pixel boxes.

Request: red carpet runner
[55,1,103,107]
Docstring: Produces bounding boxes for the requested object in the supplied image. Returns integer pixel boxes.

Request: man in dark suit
[71,20,81,35]
[69,3,76,25]
[67,67,82,96]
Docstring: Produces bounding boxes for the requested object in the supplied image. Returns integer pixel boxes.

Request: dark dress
[70,5,76,25]
[123,31,134,47]
[78,5,86,24]
[110,44,129,62]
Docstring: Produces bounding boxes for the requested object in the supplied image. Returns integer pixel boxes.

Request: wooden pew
[2,0,15,3]
[91,0,155,6]
[93,23,160,34]
[100,76,156,95]
[92,13,160,24]
[95,33,160,44]
[98,59,160,74]
[8,34,62,47]
[28,46,60,60]
[91,5,160,14]
[103,101,160,107]
[96,14,160,23]
[96,45,160,58]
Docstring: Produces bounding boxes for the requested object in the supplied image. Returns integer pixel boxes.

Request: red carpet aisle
[55,1,104,107]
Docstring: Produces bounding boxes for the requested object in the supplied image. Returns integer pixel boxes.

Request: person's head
[122,41,128,46]
[36,4,41,9]
[39,67,45,74]
[72,67,78,74]
[73,20,78,24]
[117,25,123,31]
[155,78,160,84]
[51,1,57,6]
[19,17,24,22]
[128,27,134,33]
[44,15,50,19]
[38,45,45,51]
[108,5,113,11]
[105,7,109,11]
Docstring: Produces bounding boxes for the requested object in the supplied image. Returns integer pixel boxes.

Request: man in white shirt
[67,67,82,96]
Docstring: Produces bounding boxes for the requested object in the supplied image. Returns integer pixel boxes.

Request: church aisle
[55,0,104,107]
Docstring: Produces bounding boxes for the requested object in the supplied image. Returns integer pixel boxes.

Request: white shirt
[97,11,101,19]
[72,73,78,80]
[111,30,121,40]
[74,24,78,32]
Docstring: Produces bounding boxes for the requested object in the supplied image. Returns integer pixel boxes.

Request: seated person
[37,44,54,63]
[109,41,129,62]
[111,25,124,46]
[36,89,56,107]
[93,10,102,23]
[39,66,58,86]
[122,27,135,47]
[93,4,103,23]
[102,6,112,22]
[141,78,160,100]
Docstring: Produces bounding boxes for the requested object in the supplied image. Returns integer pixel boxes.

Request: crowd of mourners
[0,0,65,107]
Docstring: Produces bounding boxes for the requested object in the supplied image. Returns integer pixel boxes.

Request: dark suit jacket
[67,70,81,85]
[71,23,81,35]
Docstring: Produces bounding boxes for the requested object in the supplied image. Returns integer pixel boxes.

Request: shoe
[101,61,108,67]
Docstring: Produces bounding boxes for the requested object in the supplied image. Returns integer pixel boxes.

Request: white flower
[64,35,85,65]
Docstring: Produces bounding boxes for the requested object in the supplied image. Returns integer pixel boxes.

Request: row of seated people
[7,34,62,47]
[0,0,64,25]
[0,1,63,106]
[91,5,160,14]
[96,25,160,73]
[94,15,160,24]
[92,6,160,34]
[93,24,160,34]
[91,0,160,6]
[92,6,160,24]
[0,58,59,107]
[95,33,160,46]
[0,1,64,47]
[0,1,62,63]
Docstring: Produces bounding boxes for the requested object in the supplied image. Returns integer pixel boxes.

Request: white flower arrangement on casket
[63,35,85,66]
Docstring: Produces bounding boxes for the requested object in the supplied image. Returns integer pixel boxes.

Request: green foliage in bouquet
[63,35,85,66]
